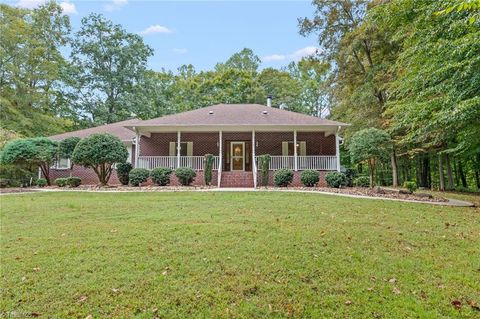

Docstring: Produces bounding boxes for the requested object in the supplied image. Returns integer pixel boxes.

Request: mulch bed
[0,188,41,194]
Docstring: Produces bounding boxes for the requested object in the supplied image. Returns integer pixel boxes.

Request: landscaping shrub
[258,154,271,186]
[66,177,81,187]
[36,178,47,187]
[204,154,214,185]
[151,167,173,186]
[129,168,150,186]
[344,168,356,187]
[274,169,294,187]
[354,176,370,188]
[0,178,11,188]
[0,164,36,187]
[175,167,196,186]
[300,170,320,187]
[325,171,347,188]
[116,162,133,185]
[403,181,418,193]
[54,178,68,187]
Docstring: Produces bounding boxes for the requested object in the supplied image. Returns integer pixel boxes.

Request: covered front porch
[135,129,341,187]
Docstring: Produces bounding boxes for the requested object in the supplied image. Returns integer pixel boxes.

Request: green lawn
[1,192,479,318]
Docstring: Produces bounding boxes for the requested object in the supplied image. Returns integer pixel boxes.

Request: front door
[230,142,245,171]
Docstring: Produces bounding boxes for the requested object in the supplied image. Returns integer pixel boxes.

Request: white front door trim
[230,141,245,171]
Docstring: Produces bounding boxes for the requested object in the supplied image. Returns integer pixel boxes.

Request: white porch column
[335,130,341,172]
[217,131,223,187]
[176,131,181,168]
[135,129,140,168]
[293,130,298,171]
[252,130,256,188]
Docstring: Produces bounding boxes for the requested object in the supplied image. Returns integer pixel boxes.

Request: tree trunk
[453,158,460,187]
[458,160,467,188]
[418,153,430,188]
[438,153,445,191]
[368,160,375,188]
[391,150,398,187]
[446,154,454,190]
[40,163,51,186]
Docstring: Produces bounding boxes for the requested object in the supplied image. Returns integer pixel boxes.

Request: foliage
[344,168,356,187]
[325,172,348,188]
[66,176,81,188]
[69,13,153,124]
[58,137,81,159]
[354,176,370,188]
[175,167,196,186]
[72,133,128,185]
[54,178,68,187]
[36,178,47,187]
[258,155,271,187]
[0,178,10,188]
[274,169,294,187]
[0,164,36,187]
[0,3,73,137]
[403,181,418,194]
[203,154,214,186]
[0,129,22,149]
[150,167,173,186]
[1,137,58,185]
[129,168,150,186]
[300,169,320,187]
[349,128,392,187]
[116,163,133,186]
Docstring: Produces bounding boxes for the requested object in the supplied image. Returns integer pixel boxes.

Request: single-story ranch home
[48,103,349,187]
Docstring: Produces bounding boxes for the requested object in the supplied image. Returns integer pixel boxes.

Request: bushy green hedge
[274,169,294,187]
[116,163,132,185]
[354,176,370,187]
[151,167,173,186]
[300,170,320,187]
[175,167,196,186]
[258,154,271,187]
[66,177,81,187]
[325,171,347,188]
[36,178,47,187]
[129,168,150,186]
[55,178,68,187]
[203,154,214,185]
[403,181,417,193]
[0,164,36,187]
[344,168,356,187]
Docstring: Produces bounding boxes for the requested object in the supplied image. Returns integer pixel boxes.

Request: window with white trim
[52,157,71,170]
[169,142,193,156]
[282,141,306,156]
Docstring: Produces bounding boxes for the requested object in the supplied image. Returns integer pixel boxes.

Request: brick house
[49,103,348,187]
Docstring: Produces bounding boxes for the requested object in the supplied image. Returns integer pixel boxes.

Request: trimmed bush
[0,178,11,188]
[151,167,173,186]
[274,169,294,187]
[116,162,133,185]
[403,181,418,193]
[354,176,370,188]
[55,178,68,187]
[258,154,271,187]
[175,167,196,186]
[129,168,150,186]
[204,154,214,185]
[66,177,81,187]
[300,170,320,187]
[0,164,36,187]
[37,178,48,187]
[325,171,347,188]
[344,168,356,187]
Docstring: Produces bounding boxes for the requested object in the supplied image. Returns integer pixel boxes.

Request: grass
[1,191,479,318]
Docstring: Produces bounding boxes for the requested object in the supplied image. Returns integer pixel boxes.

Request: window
[282,141,306,156]
[169,142,193,156]
[52,157,70,170]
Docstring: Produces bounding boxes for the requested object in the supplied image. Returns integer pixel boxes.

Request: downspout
[134,127,140,168]
[335,126,341,172]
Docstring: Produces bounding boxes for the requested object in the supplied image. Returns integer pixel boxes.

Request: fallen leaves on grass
[345,300,352,305]
[451,300,462,309]
[388,278,397,284]
[78,295,88,303]
[469,300,480,311]
[85,315,93,319]
[33,267,40,272]
[392,287,401,295]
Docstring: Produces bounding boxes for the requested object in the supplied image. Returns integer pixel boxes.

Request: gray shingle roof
[49,119,137,142]
[131,104,348,127]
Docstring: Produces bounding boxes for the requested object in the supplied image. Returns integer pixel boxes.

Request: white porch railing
[255,155,337,171]
[138,156,219,170]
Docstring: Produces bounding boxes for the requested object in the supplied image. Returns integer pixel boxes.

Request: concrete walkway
[1,187,475,207]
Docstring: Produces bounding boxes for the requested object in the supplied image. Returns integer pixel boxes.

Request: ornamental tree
[72,133,128,186]
[1,137,58,185]
[58,136,81,173]
[349,128,392,188]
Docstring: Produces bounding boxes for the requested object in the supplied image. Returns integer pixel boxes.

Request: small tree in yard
[1,138,58,185]
[58,137,81,176]
[203,154,214,185]
[349,128,391,188]
[72,133,128,186]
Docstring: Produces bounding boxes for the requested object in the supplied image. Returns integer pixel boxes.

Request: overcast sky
[5,0,319,72]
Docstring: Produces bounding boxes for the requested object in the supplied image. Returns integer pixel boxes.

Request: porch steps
[220,171,254,188]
